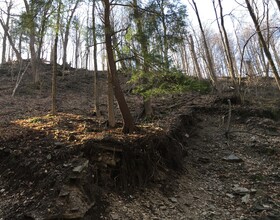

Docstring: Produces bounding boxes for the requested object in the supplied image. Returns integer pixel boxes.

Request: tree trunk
[133,0,153,117]
[160,0,169,69]
[23,0,39,83]
[30,33,39,83]
[245,0,280,90]
[37,0,52,59]
[107,65,116,127]
[75,26,80,69]
[52,0,62,115]
[92,0,100,116]
[191,0,218,88]
[62,0,80,71]
[274,0,280,12]
[103,0,135,133]
[188,34,202,79]
[1,0,12,64]
[215,0,237,84]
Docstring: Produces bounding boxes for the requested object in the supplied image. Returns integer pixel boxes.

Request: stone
[223,154,243,162]
[232,185,250,195]
[251,203,272,211]
[110,213,119,220]
[73,160,89,173]
[160,205,167,210]
[250,189,257,193]
[169,197,178,203]
[226,193,235,199]
[241,194,250,204]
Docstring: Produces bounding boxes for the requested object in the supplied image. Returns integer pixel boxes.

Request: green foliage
[129,68,211,99]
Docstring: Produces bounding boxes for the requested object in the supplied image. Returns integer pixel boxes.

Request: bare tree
[1,0,13,64]
[61,0,81,72]
[37,0,53,59]
[190,0,218,88]
[92,0,100,116]
[213,0,237,84]
[188,34,202,79]
[245,0,280,90]
[0,15,22,62]
[103,0,135,133]
[52,0,62,115]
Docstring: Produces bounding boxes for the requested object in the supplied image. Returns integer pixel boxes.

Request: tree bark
[107,66,116,127]
[274,0,280,11]
[52,0,62,115]
[1,0,12,64]
[188,34,202,79]
[133,0,153,117]
[92,0,101,116]
[103,0,135,133]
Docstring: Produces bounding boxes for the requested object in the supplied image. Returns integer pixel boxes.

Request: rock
[232,185,250,195]
[252,203,272,211]
[56,185,96,219]
[110,213,119,220]
[223,154,243,162]
[226,193,235,199]
[241,194,250,204]
[73,160,89,173]
[0,189,5,193]
[250,189,257,193]
[59,190,70,198]
[169,197,178,203]
[159,205,167,210]
[47,154,52,160]
[202,211,208,216]
[250,136,257,143]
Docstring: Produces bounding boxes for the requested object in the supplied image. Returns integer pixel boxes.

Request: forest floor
[0,62,279,220]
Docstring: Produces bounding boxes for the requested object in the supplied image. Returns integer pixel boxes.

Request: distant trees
[1,0,280,131]
[61,0,81,72]
[22,0,40,83]
[190,0,218,88]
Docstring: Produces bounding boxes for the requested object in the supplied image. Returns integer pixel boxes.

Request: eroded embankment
[0,112,197,219]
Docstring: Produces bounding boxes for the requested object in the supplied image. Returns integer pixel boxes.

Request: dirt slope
[0,65,279,219]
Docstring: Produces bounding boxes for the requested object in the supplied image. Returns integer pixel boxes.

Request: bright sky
[182,0,247,29]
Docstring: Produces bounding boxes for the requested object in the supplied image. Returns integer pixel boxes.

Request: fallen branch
[11,62,30,97]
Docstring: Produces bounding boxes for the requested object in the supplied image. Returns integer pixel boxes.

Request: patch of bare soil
[0,63,279,219]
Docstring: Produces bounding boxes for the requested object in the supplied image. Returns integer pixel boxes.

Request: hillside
[0,63,279,220]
